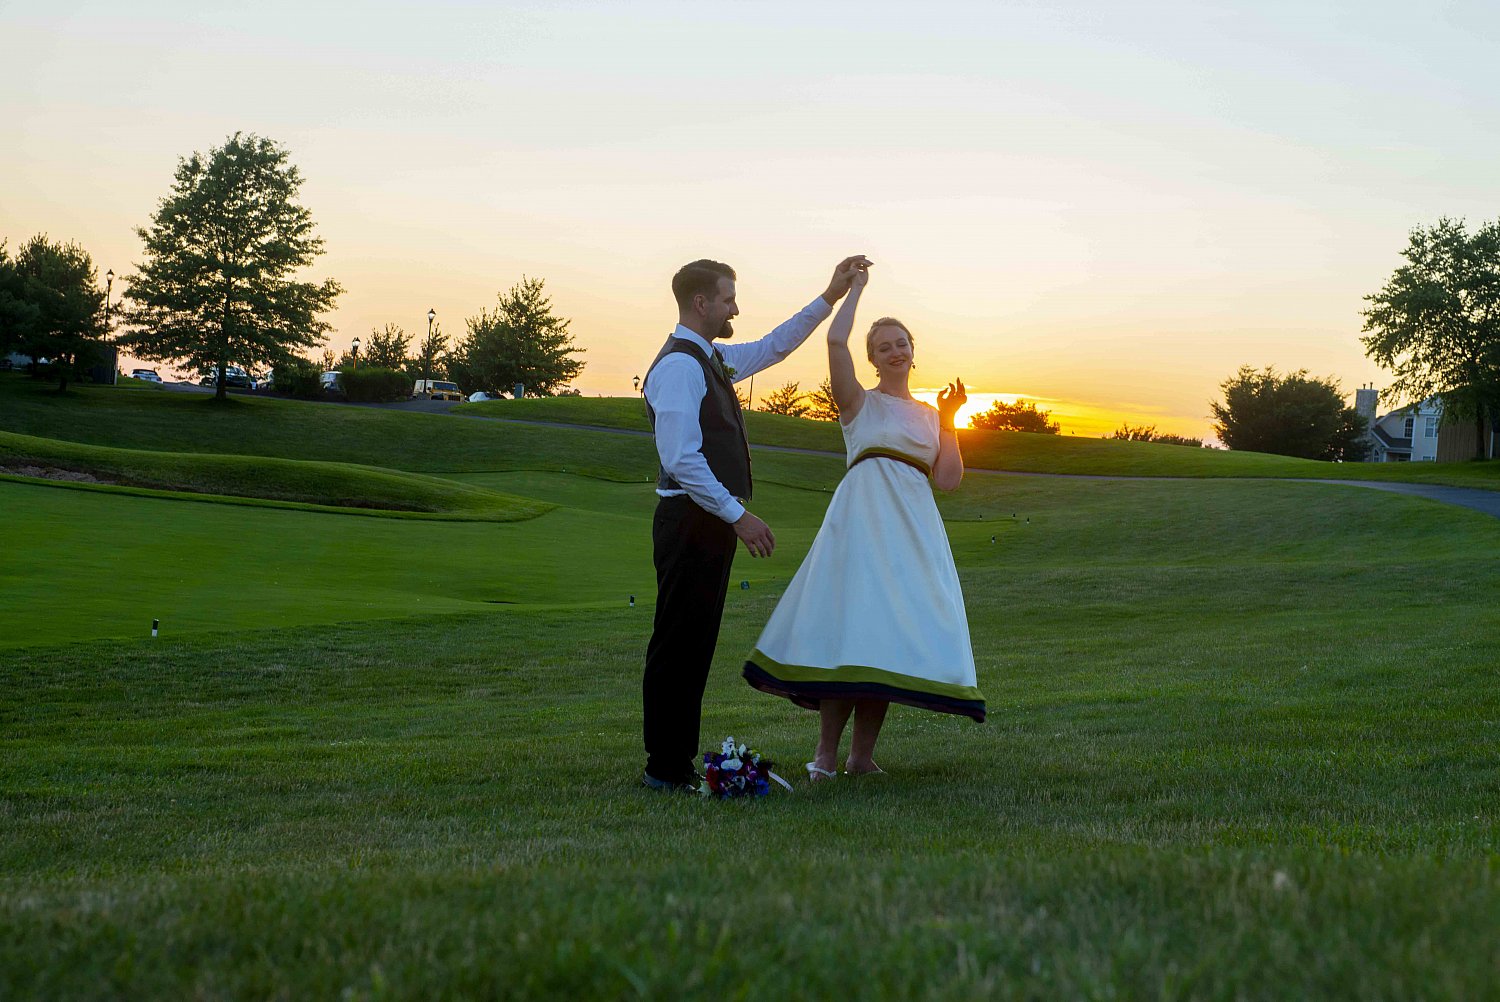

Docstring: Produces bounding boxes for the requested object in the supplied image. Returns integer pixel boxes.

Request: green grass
[8,373,1499,487]
[0,430,549,521]
[464,392,1500,489]
[0,374,657,478]
[4,478,1499,997]
[4,372,1500,997]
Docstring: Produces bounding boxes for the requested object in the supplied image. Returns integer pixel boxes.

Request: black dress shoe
[641,770,702,793]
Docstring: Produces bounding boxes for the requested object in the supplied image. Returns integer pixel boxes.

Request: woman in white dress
[742,264,985,781]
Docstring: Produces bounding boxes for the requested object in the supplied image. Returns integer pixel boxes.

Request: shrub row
[272,358,325,400]
[340,366,412,403]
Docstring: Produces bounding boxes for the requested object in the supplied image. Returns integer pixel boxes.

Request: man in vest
[641,255,872,791]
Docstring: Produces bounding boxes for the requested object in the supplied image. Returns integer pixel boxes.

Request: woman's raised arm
[827,266,869,424]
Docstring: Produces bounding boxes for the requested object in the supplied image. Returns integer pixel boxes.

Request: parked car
[199,365,253,388]
[319,371,345,399]
[130,368,164,384]
[412,379,466,401]
[467,390,496,402]
[253,372,274,391]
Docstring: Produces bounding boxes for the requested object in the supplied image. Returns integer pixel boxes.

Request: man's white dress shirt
[645,298,833,523]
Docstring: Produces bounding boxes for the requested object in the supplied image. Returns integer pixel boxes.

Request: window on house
[1403,417,1414,438]
[1425,416,1439,438]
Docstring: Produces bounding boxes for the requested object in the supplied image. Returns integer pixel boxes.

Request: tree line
[744,218,1500,460]
[8,131,1496,459]
[1205,217,1500,461]
[298,275,583,400]
[2,132,584,403]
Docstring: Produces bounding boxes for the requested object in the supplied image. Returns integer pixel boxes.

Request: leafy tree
[413,321,449,383]
[119,132,342,401]
[0,242,31,356]
[735,387,752,410]
[804,377,840,422]
[449,276,584,396]
[969,399,1060,434]
[9,234,106,391]
[0,240,41,361]
[1362,217,1500,459]
[1211,366,1368,461]
[1109,424,1206,448]
[320,348,337,372]
[362,323,411,370]
[760,380,809,417]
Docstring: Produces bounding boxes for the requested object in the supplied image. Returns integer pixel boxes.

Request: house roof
[1369,425,1412,451]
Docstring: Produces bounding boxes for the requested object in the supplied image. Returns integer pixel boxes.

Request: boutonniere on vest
[714,355,737,381]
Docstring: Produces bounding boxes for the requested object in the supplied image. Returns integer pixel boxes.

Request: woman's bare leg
[813,699,854,779]
[845,700,890,774]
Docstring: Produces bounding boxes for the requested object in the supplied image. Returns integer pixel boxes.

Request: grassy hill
[6,373,1499,487]
[3,374,1500,997]
[463,393,1500,488]
[0,430,550,521]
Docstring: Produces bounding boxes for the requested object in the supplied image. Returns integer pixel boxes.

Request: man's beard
[716,318,734,339]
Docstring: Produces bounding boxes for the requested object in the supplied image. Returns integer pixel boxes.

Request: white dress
[743,389,986,721]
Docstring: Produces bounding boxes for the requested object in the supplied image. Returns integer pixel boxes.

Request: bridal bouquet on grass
[699,736,794,799]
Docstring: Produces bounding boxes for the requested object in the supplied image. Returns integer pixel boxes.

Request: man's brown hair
[672,259,737,311]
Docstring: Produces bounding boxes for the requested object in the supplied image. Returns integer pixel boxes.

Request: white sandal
[805,762,837,782]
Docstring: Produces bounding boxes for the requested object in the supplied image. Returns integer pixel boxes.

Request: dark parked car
[199,366,253,388]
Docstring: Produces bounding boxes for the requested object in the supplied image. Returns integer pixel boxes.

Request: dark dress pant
[642,495,737,782]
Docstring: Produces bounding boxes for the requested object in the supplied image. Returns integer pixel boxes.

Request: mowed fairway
[3,380,1500,999]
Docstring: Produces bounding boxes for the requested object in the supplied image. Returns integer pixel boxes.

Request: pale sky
[5,0,1498,438]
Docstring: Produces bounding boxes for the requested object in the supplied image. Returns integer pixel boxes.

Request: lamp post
[104,269,116,384]
[351,336,361,371]
[425,308,435,385]
[633,374,640,393]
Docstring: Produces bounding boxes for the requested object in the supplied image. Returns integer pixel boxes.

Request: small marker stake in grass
[740,580,749,590]
[628,595,634,608]
[151,619,159,637]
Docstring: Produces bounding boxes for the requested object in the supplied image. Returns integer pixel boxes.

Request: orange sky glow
[6,2,1498,444]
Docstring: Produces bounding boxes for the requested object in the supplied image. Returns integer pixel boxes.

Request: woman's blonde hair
[866,317,915,362]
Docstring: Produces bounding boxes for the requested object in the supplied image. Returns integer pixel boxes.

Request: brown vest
[643,338,752,501]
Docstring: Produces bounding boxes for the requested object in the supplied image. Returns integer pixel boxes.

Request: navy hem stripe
[742,662,986,723]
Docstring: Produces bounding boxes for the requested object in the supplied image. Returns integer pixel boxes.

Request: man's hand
[822,255,874,305]
[733,511,776,558]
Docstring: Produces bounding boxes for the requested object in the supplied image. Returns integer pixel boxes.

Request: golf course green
[2,373,1498,999]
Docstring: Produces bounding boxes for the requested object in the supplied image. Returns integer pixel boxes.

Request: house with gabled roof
[1355,387,1441,462]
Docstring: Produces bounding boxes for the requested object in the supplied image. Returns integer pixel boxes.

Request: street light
[633,374,640,393]
[351,336,361,370]
[425,309,435,385]
[104,269,115,384]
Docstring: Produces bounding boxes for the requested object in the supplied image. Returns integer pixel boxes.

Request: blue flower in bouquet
[698,736,790,798]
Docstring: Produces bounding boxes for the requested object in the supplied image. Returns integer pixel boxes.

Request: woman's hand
[936,379,967,430]
[822,255,873,304]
